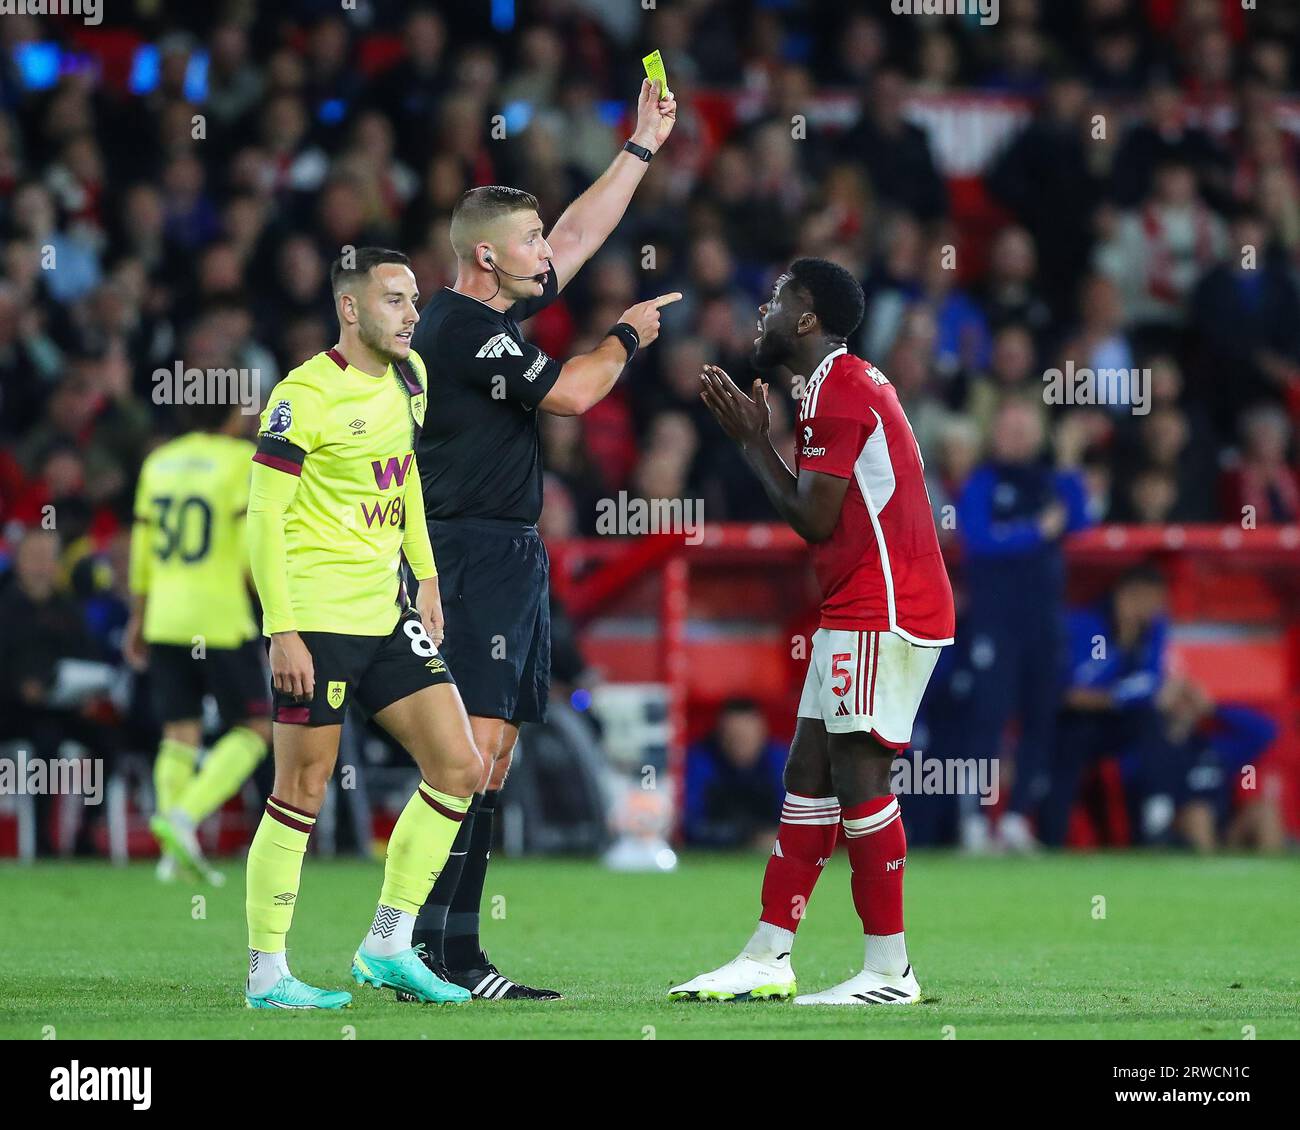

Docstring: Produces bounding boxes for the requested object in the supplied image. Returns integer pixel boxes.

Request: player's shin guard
[753,793,841,952]
[153,737,198,815]
[176,726,267,824]
[246,796,316,953]
[380,782,471,917]
[842,796,909,975]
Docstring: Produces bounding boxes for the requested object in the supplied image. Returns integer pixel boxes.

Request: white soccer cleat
[150,811,225,887]
[155,854,178,882]
[959,813,998,855]
[793,964,921,1006]
[668,952,796,1002]
[997,812,1041,854]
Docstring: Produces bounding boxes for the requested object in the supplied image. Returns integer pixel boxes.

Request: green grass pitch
[2,852,1297,1040]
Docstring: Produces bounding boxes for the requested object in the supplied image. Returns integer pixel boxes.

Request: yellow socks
[363,783,471,956]
[176,726,267,824]
[246,796,315,953]
[153,738,197,814]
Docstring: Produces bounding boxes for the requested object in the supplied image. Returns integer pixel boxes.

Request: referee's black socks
[413,792,481,962]
[444,788,498,971]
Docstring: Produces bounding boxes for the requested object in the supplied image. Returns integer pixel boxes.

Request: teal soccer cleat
[351,945,471,1004]
[245,974,352,1010]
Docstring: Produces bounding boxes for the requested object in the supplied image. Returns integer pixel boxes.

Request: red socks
[841,796,905,935]
[758,793,840,933]
[756,791,908,974]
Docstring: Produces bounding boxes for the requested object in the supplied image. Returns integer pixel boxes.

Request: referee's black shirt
[412,268,563,523]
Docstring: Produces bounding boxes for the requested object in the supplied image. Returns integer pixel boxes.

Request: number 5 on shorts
[831,652,853,699]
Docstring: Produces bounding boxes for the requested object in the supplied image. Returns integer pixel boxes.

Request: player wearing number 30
[126,402,272,888]
[242,247,483,1010]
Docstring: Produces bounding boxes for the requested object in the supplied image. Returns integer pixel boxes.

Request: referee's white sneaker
[668,952,795,1001]
[794,964,921,1006]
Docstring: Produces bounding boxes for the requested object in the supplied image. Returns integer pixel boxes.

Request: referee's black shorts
[428,516,550,725]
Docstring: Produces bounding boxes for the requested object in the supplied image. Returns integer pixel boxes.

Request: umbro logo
[350,418,366,434]
[476,333,522,358]
[274,892,296,905]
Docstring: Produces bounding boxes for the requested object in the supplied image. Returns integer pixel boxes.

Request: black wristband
[607,322,639,362]
[623,139,653,163]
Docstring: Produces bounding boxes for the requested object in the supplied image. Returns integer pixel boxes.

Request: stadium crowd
[0,0,1296,854]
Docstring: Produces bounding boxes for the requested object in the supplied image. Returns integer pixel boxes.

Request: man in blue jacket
[1040,565,1169,845]
[956,400,1092,849]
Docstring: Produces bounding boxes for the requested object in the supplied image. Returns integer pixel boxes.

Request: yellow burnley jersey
[251,348,429,636]
[130,432,258,648]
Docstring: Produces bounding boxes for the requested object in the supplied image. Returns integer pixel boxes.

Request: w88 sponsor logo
[360,495,404,528]
[359,452,412,527]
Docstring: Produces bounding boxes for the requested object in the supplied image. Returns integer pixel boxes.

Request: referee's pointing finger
[653,292,684,308]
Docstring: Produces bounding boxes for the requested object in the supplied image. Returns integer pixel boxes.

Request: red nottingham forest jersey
[794,346,955,644]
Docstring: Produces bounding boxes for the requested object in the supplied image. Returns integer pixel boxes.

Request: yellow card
[642,50,671,100]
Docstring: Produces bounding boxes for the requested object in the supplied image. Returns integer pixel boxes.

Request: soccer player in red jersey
[671,258,955,1005]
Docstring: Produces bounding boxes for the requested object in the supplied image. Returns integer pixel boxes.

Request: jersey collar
[812,344,848,382]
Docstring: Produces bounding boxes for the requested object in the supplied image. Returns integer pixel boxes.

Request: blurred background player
[242,248,481,1010]
[683,697,785,849]
[673,258,954,1005]
[124,401,270,885]
[407,77,677,1000]
[954,399,1092,852]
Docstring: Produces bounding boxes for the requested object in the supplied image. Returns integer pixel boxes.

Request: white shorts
[797,628,942,746]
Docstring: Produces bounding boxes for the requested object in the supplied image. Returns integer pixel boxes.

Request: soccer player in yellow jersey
[125,402,271,887]
[242,247,481,1009]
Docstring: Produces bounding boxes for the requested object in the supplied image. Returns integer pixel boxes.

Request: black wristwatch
[623,139,653,163]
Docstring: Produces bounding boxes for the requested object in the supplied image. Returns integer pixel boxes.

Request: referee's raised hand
[618,292,683,347]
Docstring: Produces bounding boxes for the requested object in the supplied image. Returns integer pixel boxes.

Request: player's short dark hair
[450,185,540,259]
[329,247,411,296]
[787,257,865,339]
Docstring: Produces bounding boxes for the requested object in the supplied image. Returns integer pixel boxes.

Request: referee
[407,79,679,999]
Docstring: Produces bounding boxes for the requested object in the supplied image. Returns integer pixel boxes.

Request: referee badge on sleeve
[327,681,346,709]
